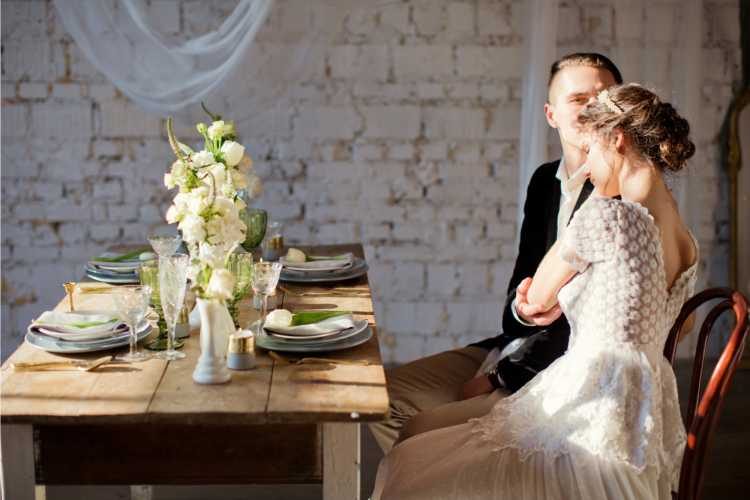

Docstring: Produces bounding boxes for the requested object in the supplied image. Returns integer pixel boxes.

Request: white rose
[179,214,206,243]
[211,195,235,216]
[165,203,181,223]
[206,268,235,301]
[164,173,175,189]
[220,141,245,167]
[207,120,227,141]
[192,150,215,167]
[205,163,227,189]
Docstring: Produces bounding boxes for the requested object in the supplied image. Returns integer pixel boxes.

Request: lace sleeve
[558,197,619,272]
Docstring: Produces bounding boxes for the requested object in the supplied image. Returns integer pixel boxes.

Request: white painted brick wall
[0,0,739,366]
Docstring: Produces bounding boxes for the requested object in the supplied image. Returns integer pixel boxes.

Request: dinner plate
[85,269,140,284]
[26,322,153,354]
[280,258,368,283]
[266,319,369,342]
[280,258,354,273]
[255,324,373,353]
[37,323,129,341]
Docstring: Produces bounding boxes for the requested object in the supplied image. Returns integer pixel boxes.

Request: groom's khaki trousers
[370,346,509,453]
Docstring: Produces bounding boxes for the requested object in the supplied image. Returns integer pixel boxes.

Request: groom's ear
[544,103,557,129]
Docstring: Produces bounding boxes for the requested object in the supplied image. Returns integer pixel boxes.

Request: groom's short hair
[549,52,623,86]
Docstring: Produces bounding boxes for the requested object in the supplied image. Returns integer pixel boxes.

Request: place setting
[23,285,154,357]
[85,247,157,284]
[277,247,369,284]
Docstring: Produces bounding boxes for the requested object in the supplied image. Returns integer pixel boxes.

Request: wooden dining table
[1,244,388,500]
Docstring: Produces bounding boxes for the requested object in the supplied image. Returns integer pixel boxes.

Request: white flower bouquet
[163,107,262,300]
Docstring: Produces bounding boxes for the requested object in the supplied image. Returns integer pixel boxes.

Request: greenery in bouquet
[163,106,262,301]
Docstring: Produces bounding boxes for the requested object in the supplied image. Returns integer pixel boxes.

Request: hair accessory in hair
[597,89,624,114]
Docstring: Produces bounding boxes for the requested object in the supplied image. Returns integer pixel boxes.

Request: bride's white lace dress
[372,196,698,500]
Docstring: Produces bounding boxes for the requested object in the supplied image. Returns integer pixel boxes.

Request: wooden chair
[663,288,749,500]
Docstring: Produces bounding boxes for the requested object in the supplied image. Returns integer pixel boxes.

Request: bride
[372,84,698,500]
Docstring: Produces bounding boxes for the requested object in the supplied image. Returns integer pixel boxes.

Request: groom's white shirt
[510,157,587,328]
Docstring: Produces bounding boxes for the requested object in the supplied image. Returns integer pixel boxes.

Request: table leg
[1,423,35,500]
[323,423,360,500]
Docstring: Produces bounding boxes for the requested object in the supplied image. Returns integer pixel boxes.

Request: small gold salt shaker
[63,282,76,312]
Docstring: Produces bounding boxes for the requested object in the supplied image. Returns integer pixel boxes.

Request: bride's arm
[526,240,578,312]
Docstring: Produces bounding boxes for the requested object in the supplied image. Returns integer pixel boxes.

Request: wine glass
[251,261,282,337]
[226,252,254,328]
[112,285,152,362]
[148,229,182,258]
[157,254,190,361]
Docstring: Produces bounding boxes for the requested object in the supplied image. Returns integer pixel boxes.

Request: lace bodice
[471,196,697,488]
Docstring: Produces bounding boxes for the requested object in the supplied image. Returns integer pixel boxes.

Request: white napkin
[32,311,120,334]
[280,253,354,271]
[264,314,355,336]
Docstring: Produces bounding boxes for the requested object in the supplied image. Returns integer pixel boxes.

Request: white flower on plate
[206,268,235,301]
[220,141,245,167]
[192,150,215,167]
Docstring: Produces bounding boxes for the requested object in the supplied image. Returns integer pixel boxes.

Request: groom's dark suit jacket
[470,159,594,392]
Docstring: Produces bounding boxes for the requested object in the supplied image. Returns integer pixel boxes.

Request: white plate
[26,323,153,354]
[280,259,354,273]
[37,323,129,341]
[265,319,368,342]
[86,271,140,284]
[280,259,368,284]
[255,324,372,353]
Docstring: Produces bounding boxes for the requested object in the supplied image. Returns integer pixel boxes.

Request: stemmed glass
[112,285,152,362]
[226,252,254,328]
[147,230,182,258]
[157,254,190,361]
[251,261,282,337]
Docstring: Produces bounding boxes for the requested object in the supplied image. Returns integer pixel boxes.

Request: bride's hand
[460,375,494,400]
[516,277,563,326]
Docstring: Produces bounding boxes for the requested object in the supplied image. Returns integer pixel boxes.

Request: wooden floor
[39,361,750,500]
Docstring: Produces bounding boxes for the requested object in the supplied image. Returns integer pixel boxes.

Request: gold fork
[12,355,120,372]
[269,351,371,366]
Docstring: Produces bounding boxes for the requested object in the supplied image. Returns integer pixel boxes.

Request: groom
[371,53,623,452]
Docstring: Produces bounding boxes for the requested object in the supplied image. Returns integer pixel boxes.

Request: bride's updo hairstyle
[578,84,695,172]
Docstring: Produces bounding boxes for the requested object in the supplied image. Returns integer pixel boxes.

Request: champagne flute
[113,285,152,362]
[157,254,190,361]
[251,261,282,337]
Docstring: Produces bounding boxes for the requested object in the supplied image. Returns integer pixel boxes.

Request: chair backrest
[663,287,749,500]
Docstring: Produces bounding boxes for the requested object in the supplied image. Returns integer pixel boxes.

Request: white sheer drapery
[517,0,559,237]
[53,0,353,126]
[54,0,274,115]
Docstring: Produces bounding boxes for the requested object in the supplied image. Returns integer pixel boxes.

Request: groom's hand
[515,277,562,326]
